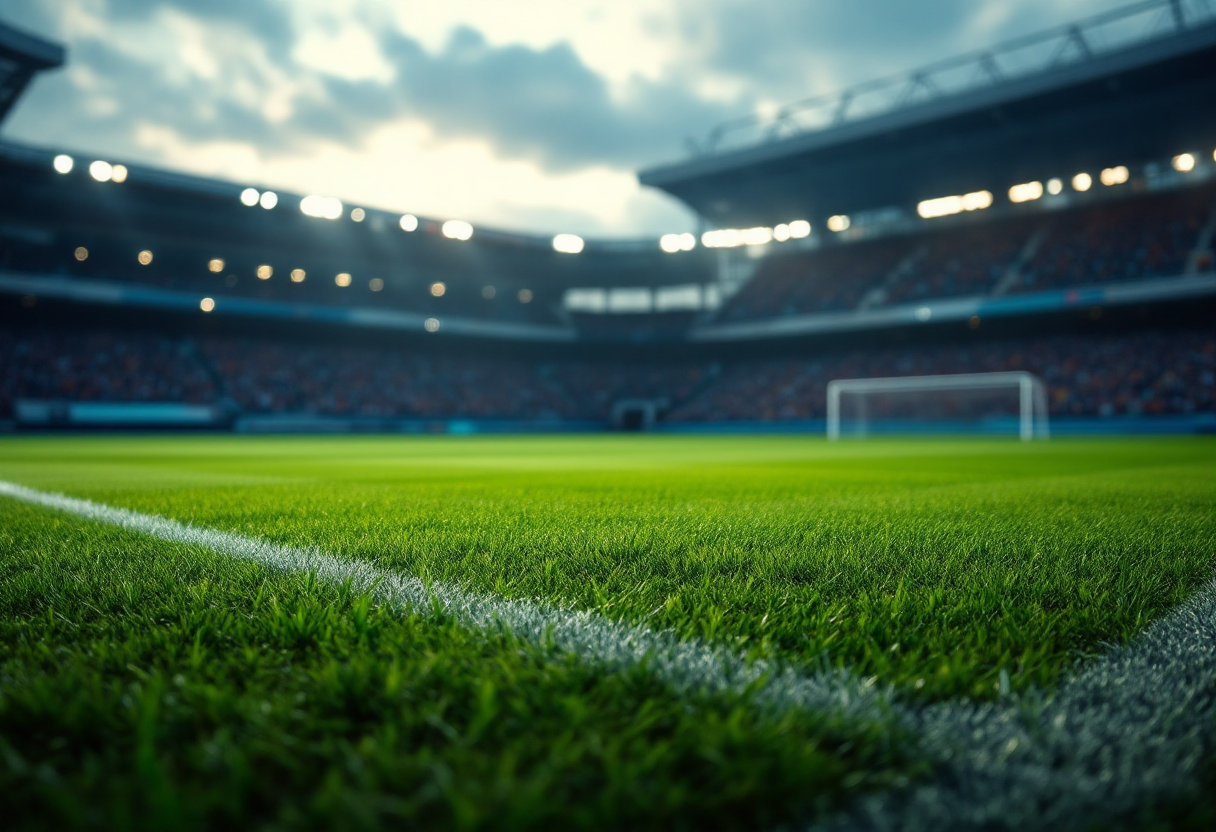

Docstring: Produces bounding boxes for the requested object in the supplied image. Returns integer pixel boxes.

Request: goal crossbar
[826,371,1049,441]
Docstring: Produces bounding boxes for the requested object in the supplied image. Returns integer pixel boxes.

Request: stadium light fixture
[916,190,992,219]
[1072,172,1092,192]
[1172,153,1195,173]
[430,282,446,297]
[827,215,850,233]
[1099,166,1129,186]
[773,224,791,242]
[300,195,343,219]
[659,233,695,253]
[788,220,811,238]
[259,191,278,210]
[89,160,113,182]
[200,297,215,312]
[1008,181,1044,203]
[351,207,366,222]
[552,233,585,254]
[335,273,352,287]
[442,220,474,241]
[518,288,533,303]
[1046,178,1063,195]
[240,188,260,207]
[701,227,774,248]
[424,317,440,332]
[52,154,74,174]
[399,214,418,232]
[137,250,153,265]
[74,247,88,261]
[369,277,384,292]
[256,265,273,280]
[290,268,306,283]
[208,258,224,273]
[110,164,128,183]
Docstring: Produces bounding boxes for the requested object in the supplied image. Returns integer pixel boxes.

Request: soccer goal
[826,371,1050,440]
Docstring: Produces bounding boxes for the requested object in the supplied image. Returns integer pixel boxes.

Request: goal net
[826,371,1050,440]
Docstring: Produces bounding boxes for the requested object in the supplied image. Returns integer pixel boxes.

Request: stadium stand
[3,323,1211,426]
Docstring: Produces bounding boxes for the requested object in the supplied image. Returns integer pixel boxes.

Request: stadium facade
[1,0,1214,433]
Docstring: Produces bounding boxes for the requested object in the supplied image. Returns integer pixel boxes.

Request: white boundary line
[3,479,1214,830]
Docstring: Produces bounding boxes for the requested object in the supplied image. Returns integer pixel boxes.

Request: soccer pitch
[1,435,1214,830]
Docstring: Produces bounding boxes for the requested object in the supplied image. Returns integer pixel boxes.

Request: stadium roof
[0,20,64,127]
[638,0,1216,228]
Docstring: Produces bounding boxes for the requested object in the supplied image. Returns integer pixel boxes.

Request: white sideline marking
[3,479,1214,830]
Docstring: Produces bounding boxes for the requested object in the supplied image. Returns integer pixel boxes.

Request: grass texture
[1,435,1213,829]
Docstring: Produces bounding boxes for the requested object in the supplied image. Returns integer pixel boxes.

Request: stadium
[1,1,1214,829]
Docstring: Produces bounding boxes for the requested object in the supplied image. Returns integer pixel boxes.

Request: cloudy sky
[5,0,1132,238]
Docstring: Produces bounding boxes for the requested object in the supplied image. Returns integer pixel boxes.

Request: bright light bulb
[89,160,113,182]
[1072,172,1092,192]
[240,187,260,206]
[1172,153,1195,173]
[442,220,473,240]
[552,233,585,254]
[259,191,278,209]
[110,164,128,183]
[53,154,74,174]
[200,297,215,312]
[399,214,418,232]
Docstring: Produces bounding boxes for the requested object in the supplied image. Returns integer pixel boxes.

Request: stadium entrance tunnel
[612,399,662,431]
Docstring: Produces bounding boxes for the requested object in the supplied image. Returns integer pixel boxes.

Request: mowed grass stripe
[2,436,1212,701]
[0,498,900,832]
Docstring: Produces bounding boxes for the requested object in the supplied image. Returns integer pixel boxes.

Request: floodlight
[399,214,418,232]
[290,269,306,282]
[256,265,273,280]
[351,207,366,222]
[424,317,440,332]
[1172,153,1195,173]
[430,282,446,297]
[1072,172,1092,191]
[53,154,74,174]
[788,220,812,238]
[259,191,278,209]
[335,273,352,287]
[89,160,113,182]
[200,297,215,312]
[110,164,128,183]
[827,215,850,233]
[1046,178,1063,195]
[1008,182,1044,203]
[137,250,153,265]
[208,259,224,273]
[240,187,260,206]
[552,233,585,254]
[442,220,474,240]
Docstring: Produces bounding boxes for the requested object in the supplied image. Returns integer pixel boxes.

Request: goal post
[826,371,1050,441]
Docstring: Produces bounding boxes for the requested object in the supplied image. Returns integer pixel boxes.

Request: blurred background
[1,0,1213,435]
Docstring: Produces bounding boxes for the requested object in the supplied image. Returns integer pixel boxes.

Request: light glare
[240,188,260,207]
[200,297,215,312]
[208,258,224,273]
[1046,178,1063,195]
[335,273,352,287]
[1072,172,1092,192]
[256,265,273,280]
[827,215,850,233]
[110,164,128,183]
[290,268,306,283]
[788,220,812,238]
[259,191,278,209]
[399,214,418,232]
[1008,181,1044,203]
[552,233,585,254]
[300,195,343,219]
[137,250,153,265]
[1172,153,1195,173]
[424,317,440,332]
[369,277,384,292]
[89,160,113,182]
[351,207,366,222]
[430,282,446,297]
[442,219,474,240]
[1099,166,1129,186]
[917,190,992,219]
[53,154,74,174]
[74,247,88,261]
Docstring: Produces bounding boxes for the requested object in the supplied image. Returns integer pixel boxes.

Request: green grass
[1,435,1214,829]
